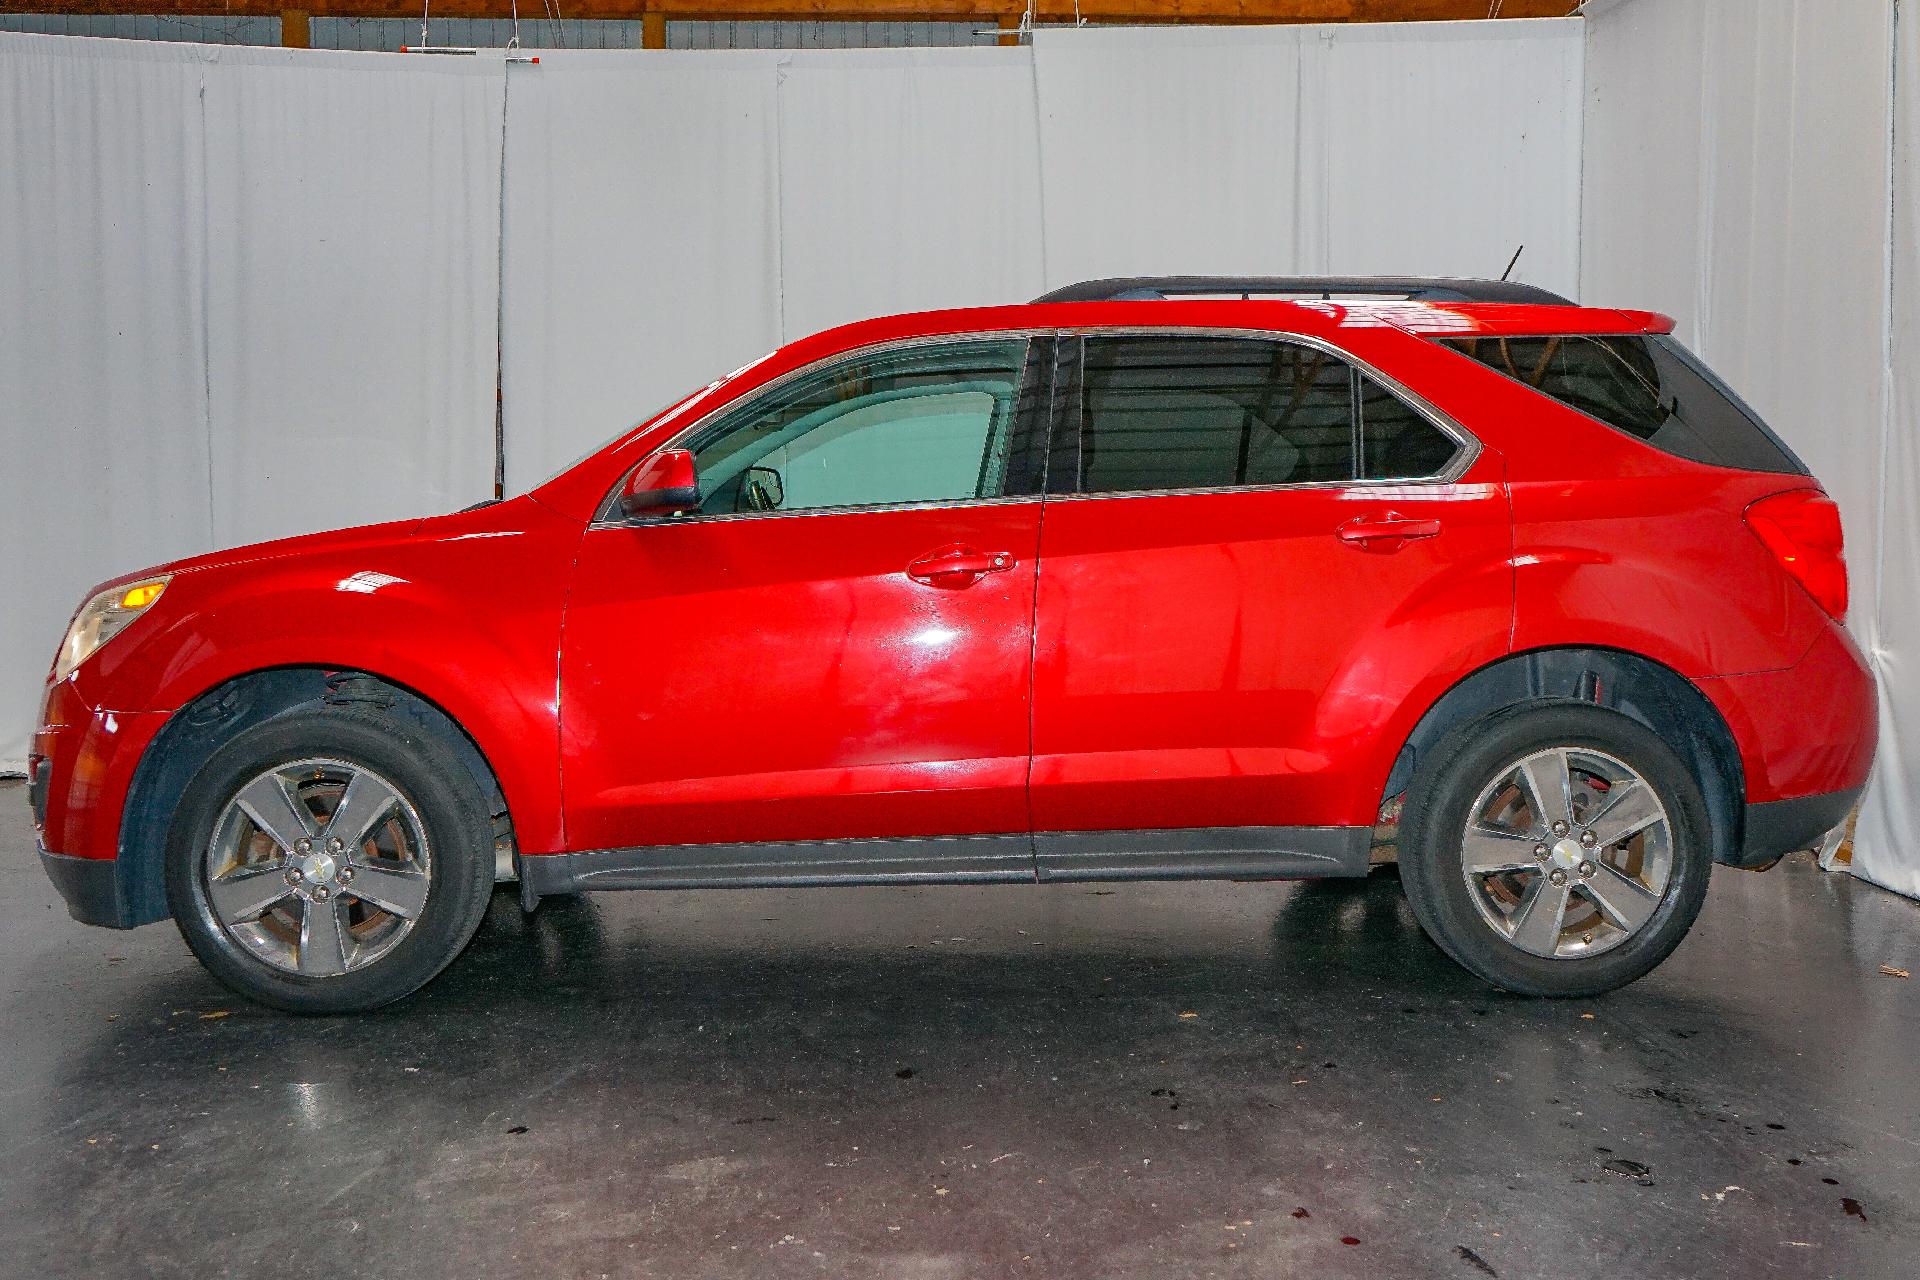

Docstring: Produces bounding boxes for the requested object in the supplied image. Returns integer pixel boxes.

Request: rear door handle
[907,544,1015,588]
[1337,514,1442,548]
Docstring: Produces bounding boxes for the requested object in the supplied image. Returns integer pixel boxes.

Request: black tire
[165,705,495,1014]
[1399,703,1712,997]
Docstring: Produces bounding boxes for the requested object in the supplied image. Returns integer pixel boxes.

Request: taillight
[1744,490,1848,619]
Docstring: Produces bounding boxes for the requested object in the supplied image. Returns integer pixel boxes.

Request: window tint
[1440,334,1806,475]
[688,339,1029,515]
[1360,374,1459,479]
[1079,337,1355,493]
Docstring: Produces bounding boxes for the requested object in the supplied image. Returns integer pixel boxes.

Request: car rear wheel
[1399,704,1712,997]
[165,706,495,1014]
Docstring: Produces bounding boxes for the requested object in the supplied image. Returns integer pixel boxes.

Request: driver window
[688,338,1030,516]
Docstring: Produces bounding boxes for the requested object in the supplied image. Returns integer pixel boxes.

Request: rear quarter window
[1439,334,1807,475]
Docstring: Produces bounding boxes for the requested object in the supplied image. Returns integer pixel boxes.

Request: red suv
[29,277,1875,1012]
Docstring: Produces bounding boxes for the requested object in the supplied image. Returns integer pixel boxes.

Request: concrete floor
[2,779,1917,1279]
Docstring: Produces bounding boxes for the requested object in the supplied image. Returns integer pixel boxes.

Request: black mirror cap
[619,484,701,520]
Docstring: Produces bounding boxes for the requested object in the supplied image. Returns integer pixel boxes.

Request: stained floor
[2,779,1917,1279]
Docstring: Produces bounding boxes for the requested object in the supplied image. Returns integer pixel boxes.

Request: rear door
[1028,331,1512,876]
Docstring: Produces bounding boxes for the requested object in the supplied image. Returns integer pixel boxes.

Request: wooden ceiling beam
[0,0,1577,24]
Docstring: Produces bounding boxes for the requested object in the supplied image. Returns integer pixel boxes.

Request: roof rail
[1030,275,1575,307]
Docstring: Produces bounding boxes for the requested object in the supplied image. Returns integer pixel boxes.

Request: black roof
[1030,275,1575,307]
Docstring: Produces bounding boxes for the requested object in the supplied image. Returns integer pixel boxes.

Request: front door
[1029,332,1511,875]
[561,336,1047,863]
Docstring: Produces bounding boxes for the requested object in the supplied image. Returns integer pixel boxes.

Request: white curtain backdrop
[5,14,1915,901]
[200,47,505,547]
[1860,2,1919,899]
[0,37,214,769]
[498,51,783,497]
[1581,0,1916,898]
[1032,21,1583,296]
[500,24,1583,492]
[775,49,1046,342]
[0,33,503,767]
[498,46,1048,494]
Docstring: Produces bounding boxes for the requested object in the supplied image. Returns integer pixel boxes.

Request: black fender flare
[112,667,511,928]
[1380,647,1747,867]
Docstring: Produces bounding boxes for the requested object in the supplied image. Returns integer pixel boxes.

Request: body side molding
[517,825,1374,905]
[1033,826,1372,882]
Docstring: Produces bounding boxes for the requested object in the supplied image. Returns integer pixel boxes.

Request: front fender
[70,498,581,854]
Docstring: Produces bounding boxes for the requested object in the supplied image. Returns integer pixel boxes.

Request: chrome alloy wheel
[1458,747,1673,960]
[202,758,432,977]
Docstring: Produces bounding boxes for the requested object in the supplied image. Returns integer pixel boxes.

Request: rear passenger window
[1079,337,1355,493]
[1439,334,1806,475]
[1360,374,1460,479]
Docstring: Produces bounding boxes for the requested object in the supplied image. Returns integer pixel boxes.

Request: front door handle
[1337,514,1442,549]
[907,544,1015,588]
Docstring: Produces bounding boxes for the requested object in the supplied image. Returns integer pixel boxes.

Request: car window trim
[590,325,1481,525]
[1054,326,1480,501]
[590,331,1054,527]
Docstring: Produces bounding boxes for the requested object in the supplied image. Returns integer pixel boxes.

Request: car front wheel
[1399,704,1713,997]
[165,706,495,1014]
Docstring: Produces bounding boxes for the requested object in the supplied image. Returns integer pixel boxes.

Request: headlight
[54,576,171,681]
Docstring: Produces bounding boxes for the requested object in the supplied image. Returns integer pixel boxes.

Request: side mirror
[740,465,785,513]
[619,449,700,520]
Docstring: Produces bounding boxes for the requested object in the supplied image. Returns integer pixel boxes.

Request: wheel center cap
[1550,839,1584,870]
[299,851,338,884]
